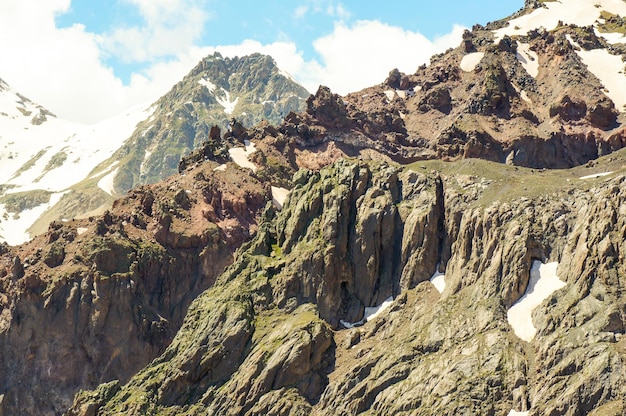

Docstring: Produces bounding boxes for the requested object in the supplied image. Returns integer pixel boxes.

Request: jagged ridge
[69,154,626,415]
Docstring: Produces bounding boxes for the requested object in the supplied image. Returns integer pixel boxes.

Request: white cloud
[0,1,465,124]
[294,5,309,19]
[0,0,211,124]
[0,1,124,123]
[301,20,466,95]
[298,0,351,19]
[101,0,211,63]
[327,3,351,20]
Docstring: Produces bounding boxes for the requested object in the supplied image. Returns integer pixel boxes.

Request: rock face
[67,154,626,415]
[5,1,626,415]
[0,158,269,415]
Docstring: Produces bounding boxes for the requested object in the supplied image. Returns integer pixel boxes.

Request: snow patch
[516,42,539,78]
[364,296,394,321]
[271,186,289,209]
[430,266,446,294]
[512,84,533,105]
[228,140,257,172]
[198,78,217,93]
[213,164,227,172]
[97,167,119,196]
[460,52,484,72]
[77,227,88,235]
[279,68,296,81]
[216,89,239,115]
[579,171,613,179]
[567,35,626,111]
[139,149,152,176]
[384,90,396,101]
[494,0,626,41]
[596,27,626,44]
[507,261,566,342]
[507,410,529,416]
[0,191,68,245]
[340,296,394,328]
[88,161,119,180]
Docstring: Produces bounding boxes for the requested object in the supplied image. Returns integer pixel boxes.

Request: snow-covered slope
[0,78,153,245]
[494,0,626,111]
[494,0,626,41]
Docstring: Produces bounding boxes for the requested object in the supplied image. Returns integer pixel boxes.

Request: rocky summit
[2,0,626,415]
[108,52,310,193]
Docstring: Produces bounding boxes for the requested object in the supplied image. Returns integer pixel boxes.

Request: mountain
[69,155,626,416]
[1,0,626,415]
[102,52,309,193]
[278,1,626,170]
[0,78,152,245]
[0,53,309,246]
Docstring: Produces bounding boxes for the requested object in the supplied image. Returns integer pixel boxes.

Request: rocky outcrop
[0,158,269,415]
[243,25,625,173]
[272,160,442,325]
[67,155,626,415]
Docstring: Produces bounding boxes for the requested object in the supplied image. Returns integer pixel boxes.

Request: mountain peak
[0,77,57,126]
[105,52,310,193]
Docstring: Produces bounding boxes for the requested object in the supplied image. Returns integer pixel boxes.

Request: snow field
[430,265,446,294]
[507,261,566,342]
[271,186,289,209]
[460,52,484,72]
[228,140,258,172]
[0,191,69,245]
[1,103,153,194]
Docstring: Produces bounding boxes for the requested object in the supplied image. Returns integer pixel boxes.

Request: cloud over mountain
[0,0,466,123]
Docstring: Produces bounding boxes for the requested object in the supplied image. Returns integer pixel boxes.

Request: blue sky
[0,0,523,123]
